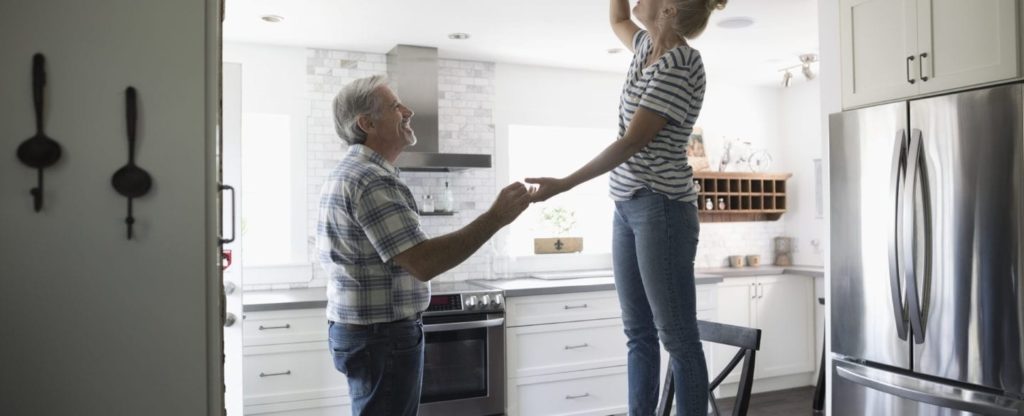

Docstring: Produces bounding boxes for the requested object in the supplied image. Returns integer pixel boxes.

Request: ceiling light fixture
[717,17,755,29]
[778,53,818,87]
[261,14,284,23]
[800,54,818,80]
[607,48,625,54]
[448,33,470,40]
[781,70,793,88]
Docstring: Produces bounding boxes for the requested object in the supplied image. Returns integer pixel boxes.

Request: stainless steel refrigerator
[830,82,1024,415]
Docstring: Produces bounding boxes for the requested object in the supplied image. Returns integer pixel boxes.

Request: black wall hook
[111,87,153,239]
[16,53,62,212]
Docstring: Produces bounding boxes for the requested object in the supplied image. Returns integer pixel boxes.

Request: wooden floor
[612,386,821,416]
[715,386,819,416]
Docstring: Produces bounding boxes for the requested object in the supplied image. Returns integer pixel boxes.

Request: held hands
[487,182,533,227]
[524,177,570,203]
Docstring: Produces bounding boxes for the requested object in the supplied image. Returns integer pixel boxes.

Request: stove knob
[481,294,491,307]
[466,296,478,308]
[494,294,504,306]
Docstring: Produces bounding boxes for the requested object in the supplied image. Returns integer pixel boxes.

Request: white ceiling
[224,0,819,86]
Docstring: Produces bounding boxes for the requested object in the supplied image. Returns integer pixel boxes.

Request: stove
[425,281,505,316]
[419,280,506,416]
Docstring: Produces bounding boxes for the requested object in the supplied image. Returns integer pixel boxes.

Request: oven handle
[423,317,505,333]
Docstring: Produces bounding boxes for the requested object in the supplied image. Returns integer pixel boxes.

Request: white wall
[223,43,309,266]
[0,1,219,415]
[780,79,825,266]
[818,0,843,412]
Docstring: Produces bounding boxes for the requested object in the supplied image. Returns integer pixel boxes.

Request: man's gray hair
[333,75,389,145]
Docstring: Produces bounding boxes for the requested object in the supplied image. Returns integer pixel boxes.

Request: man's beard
[403,131,417,146]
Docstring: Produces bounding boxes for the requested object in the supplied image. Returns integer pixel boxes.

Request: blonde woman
[527,0,726,413]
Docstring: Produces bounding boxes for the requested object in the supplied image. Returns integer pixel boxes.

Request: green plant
[540,206,577,235]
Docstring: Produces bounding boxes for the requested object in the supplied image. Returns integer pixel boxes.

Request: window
[241,113,293,266]
[506,125,617,258]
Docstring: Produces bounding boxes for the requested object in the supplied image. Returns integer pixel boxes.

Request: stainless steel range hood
[387,45,492,172]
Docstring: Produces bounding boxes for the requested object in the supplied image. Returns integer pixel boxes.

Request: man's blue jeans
[613,189,708,415]
[328,318,424,416]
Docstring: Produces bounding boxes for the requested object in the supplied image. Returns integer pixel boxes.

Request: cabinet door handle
[919,52,929,81]
[751,284,757,299]
[565,393,590,399]
[906,56,917,84]
[259,370,292,378]
[564,304,588,310]
[759,283,764,299]
[564,343,590,350]
[258,324,291,330]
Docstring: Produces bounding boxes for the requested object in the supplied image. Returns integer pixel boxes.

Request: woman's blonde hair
[668,0,728,40]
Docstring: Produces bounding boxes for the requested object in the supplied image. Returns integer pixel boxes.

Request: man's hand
[524,177,570,202]
[486,182,532,227]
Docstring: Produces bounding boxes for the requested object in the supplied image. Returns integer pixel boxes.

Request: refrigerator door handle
[888,129,909,340]
[835,361,1021,416]
[903,129,927,344]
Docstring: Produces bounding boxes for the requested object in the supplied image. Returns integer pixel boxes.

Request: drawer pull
[259,370,292,378]
[258,324,291,331]
[563,304,589,310]
[564,343,590,350]
[565,393,590,399]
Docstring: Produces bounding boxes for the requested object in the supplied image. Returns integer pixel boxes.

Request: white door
[223,62,244,415]
[711,278,755,385]
[0,1,221,414]
[840,0,920,109]
[754,276,815,379]
[916,0,1020,94]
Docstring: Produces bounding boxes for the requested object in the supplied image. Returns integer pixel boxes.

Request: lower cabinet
[506,286,718,416]
[243,309,348,415]
[510,366,630,416]
[712,275,815,394]
[244,398,351,416]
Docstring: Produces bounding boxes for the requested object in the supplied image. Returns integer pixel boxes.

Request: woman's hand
[525,177,570,202]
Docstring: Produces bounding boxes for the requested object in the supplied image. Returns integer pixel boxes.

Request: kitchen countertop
[242,265,824,311]
[474,265,822,297]
[472,274,724,297]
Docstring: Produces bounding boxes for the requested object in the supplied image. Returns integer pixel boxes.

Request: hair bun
[707,0,728,10]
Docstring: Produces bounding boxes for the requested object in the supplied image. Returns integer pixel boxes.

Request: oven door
[419,312,506,416]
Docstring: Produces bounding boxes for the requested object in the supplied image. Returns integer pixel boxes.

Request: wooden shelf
[694,172,792,223]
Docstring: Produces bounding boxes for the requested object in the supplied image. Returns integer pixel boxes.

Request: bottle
[440,181,455,213]
[694,179,702,193]
[705,198,714,210]
[421,195,435,213]
[717,197,726,210]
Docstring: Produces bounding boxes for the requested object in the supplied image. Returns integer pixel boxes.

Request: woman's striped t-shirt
[610,29,706,203]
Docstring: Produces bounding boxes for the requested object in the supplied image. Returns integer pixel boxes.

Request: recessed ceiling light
[717,17,754,29]
[448,33,470,40]
[607,48,625,54]
[261,15,284,23]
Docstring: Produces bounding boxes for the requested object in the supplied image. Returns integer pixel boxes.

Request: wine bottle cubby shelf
[694,172,792,222]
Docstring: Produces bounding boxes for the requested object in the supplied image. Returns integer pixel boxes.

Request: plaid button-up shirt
[317,145,430,325]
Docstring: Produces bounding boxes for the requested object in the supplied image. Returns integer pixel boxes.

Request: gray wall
[0,1,220,415]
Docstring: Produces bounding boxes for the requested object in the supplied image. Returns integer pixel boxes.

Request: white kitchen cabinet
[840,0,1020,109]
[712,276,815,388]
[916,0,1020,95]
[840,0,921,108]
[507,318,628,378]
[506,286,717,416]
[242,308,349,416]
[510,366,630,416]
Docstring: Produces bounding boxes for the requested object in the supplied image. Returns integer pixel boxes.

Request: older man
[318,74,530,416]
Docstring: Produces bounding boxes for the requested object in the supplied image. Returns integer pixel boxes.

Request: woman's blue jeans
[613,189,708,416]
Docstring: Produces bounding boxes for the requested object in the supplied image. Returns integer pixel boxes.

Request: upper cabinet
[840,0,1021,109]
